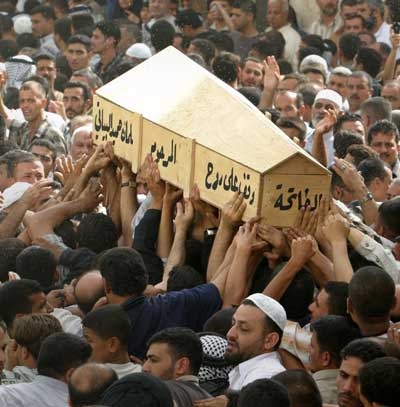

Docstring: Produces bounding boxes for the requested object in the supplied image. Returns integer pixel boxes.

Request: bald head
[69,363,117,407]
[74,271,104,315]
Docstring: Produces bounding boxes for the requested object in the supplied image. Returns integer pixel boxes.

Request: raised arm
[207,192,246,281]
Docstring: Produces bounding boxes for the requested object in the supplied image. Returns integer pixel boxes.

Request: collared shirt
[0,375,68,407]
[106,362,142,379]
[40,33,60,58]
[228,352,285,391]
[93,52,126,85]
[8,117,67,154]
[392,159,400,178]
[313,369,339,405]
[266,24,301,69]
[353,233,400,283]
[1,366,37,385]
[122,283,222,359]
[309,14,342,39]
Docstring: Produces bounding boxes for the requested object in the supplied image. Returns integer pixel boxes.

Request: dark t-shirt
[122,283,222,358]
[229,31,259,61]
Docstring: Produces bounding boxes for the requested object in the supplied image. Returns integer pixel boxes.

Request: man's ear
[175,356,190,376]
[263,332,279,352]
[321,350,332,368]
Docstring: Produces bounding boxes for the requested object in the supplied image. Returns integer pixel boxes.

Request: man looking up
[225,293,286,391]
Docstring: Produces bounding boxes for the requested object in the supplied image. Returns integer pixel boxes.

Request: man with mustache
[368,120,400,178]
[336,338,385,407]
[305,89,344,166]
[346,71,372,115]
[62,81,91,121]
[224,293,286,391]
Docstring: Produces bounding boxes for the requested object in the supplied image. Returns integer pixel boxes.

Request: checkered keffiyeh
[198,334,233,383]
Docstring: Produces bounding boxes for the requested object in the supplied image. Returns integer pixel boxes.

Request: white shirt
[228,352,285,391]
[106,362,142,379]
[289,0,319,32]
[51,308,82,337]
[309,15,342,40]
[305,129,335,166]
[0,375,68,407]
[266,24,301,69]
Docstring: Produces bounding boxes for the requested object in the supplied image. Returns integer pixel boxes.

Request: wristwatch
[121,180,137,188]
[361,191,374,204]
[205,228,218,236]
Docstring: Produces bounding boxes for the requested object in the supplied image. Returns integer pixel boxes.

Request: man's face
[36,59,56,84]
[312,98,339,126]
[63,87,88,120]
[387,180,400,199]
[241,60,263,87]
[308,331,325,373]
[359,33,375,48]
[31,13,52,38]
[309,289,330,322]
[66,43,91,72]
[381,85,400,110]
[370,167,392,202]
[355,2,370,20]
[71,131,94,161]
[337,356,364,407]
[328,74,349,99]
[347,76,371,112]
[83,327,111,363]
[267,2,288,30]
[317,0,338,17]
[19,88,45,123]
[275,92,302,119]
[149,0,170,19]
[370,132,399,167]
[231,8,250,32]
[340,120,365,139]
[13,161,45,184]
[305,71,325,86]
[225,304,269,364]
[277,78,298,91]
[91,28,108,54]
[143,342,176,380]
[341,5,358,19]
[30,146,55,177]
[29,292,52,314]
[344,17,363,34]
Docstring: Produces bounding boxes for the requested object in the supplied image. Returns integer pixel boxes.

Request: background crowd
[1,0,400,406]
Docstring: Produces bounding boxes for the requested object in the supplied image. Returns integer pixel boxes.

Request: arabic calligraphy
[205,162,255,205]
[273,184,322,211]
[94,101,134,145]
[150,140,177,168]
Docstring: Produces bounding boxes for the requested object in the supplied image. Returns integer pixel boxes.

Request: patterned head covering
[198,333,233,382]
[5,55,36,90]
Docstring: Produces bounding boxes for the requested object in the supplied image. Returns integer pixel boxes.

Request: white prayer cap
[245,293,287,331]
[13,14,32,34]
[314,89,344,111]
[299,54,329,82]
[2,182,31,209]
[126,43,152,60]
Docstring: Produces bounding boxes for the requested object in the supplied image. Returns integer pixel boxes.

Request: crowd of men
[1,0,400,406]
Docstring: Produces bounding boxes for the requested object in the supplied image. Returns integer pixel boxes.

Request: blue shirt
[122,283,222,358]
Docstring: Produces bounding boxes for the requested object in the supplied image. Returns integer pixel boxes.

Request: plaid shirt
[94,52,126,84]
[8,117,67,154]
